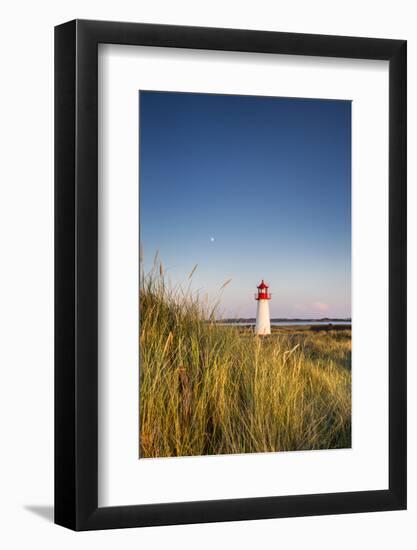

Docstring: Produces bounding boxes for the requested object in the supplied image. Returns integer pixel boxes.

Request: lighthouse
[255,280,271,335]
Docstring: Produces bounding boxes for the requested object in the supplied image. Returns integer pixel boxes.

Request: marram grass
[139,269,351,458]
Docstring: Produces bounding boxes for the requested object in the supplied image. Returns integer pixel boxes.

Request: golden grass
[139,268,351,458]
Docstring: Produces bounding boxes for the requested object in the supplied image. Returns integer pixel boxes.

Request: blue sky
[139,91,351,319]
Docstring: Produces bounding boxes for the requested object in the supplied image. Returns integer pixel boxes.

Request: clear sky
[139,91,351,319]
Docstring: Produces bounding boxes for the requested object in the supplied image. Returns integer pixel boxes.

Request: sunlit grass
[139,264,351,458]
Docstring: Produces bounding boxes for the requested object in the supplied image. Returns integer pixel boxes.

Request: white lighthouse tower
[255,280,271,335]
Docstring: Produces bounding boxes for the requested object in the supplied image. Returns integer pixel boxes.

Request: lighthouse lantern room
[255,280,271,335]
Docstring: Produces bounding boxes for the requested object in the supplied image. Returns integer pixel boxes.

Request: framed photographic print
[55,20,406,530]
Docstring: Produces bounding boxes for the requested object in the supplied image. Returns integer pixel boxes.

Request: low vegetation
[139,266,351,458]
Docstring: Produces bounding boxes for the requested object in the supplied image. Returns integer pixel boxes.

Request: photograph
[139,90,352,459]
[0,1,409,542]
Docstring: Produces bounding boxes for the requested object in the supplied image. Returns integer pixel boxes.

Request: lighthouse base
[255,299,271,335]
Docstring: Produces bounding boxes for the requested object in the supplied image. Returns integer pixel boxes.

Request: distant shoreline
[213,320,352,331]
[216,318,352,324]
[218,322,352,333]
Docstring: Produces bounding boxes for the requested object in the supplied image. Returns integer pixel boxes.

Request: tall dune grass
[139,267,351,458]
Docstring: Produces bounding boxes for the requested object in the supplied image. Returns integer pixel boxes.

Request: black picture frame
[55,19,407,531]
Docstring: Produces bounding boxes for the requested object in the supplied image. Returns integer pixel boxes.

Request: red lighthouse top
[255,280,271,300]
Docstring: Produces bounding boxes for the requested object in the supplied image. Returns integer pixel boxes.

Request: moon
[209,236,215,243]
